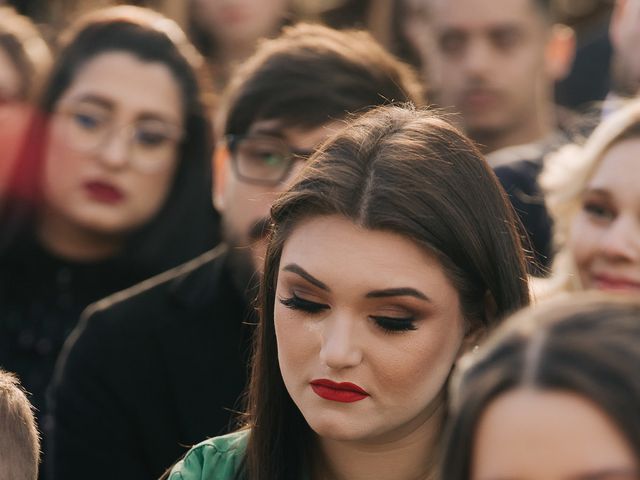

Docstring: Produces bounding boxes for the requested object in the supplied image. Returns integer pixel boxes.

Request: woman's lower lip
[310,384,369,403]
[593,277,640,292]
[84,181,125,204]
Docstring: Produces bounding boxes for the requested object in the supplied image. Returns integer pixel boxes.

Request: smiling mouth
[310,379,369,403]
[592,275,640,292]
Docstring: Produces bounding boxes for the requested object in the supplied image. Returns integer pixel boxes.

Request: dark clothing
[489,127,575,276]
[555,24,612,110]
[0,235,146,418]
[494,157,552,275]
[49,245,253,480]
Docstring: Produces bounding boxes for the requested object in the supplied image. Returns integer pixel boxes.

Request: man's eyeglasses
[225,134,314,186]
[54,104,184,173]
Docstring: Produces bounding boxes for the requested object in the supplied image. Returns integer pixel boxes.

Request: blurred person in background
[0,6,51,203]
[605,0,640,113]
[0,5,218,437]
[424,0,575,155]
[317,0,422,73]
[538,98,640,296]
[554,0,614,110]
[50,22,424,480]
[187,0,293,90]
[442,294,640,480]
[402,0,576,275]
[0,369,41,480]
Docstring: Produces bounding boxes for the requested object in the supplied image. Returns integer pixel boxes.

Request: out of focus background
[3,0,616,108]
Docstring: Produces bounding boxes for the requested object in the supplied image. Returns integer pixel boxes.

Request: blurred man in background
[404,0,575,272]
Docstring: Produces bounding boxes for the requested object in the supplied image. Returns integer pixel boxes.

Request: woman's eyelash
[370,316,417,333]
[278,294,329,313]
[583,201,615,220]
[279,295,418,332]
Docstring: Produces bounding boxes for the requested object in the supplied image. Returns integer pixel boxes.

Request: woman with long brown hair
[168,104,530,480]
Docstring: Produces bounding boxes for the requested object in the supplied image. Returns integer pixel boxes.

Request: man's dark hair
[219,22,425,137]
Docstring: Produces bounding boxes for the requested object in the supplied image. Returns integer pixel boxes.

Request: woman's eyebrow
[583,187,612,198]
[366,288,430,302]
[68,93,113,110]
[282,264,330,291]
[137,111,182,127]
[66,93,181,126]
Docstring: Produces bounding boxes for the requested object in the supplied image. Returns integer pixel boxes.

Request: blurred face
[401,0,443,89]
[275,215,467,444]
[214,120,340,272]
[428,0,551,143]
[192,0,288,48]
[42,51,183,236]
[471,389,638,480]
[569,138,640,293]
[0,45,29,195]
[610,0,640,96]
[0,46,20,102]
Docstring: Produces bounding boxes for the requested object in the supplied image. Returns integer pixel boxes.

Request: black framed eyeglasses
[225,134,314,186]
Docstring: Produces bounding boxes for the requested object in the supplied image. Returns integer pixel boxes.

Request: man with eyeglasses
[49,23,424,480]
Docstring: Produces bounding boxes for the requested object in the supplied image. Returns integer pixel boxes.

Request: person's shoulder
[168,430,249,480]
[54,245,229,373]
[88,244,228,318]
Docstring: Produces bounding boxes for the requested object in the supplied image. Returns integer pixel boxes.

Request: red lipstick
[310,379,369,403]
[84,181,125,204]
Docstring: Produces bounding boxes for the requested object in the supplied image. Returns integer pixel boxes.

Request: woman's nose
[96,128,130,170]
[599,215,640,263]
[319,314,363,370]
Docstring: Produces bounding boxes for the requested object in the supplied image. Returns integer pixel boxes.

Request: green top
[168,430,249,480]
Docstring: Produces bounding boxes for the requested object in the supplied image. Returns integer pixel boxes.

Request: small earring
[472,345,479,353]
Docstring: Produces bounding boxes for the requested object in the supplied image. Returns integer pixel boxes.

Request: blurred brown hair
[0,369,40,480]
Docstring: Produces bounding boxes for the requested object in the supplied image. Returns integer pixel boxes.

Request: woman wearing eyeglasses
[0,6,218,420]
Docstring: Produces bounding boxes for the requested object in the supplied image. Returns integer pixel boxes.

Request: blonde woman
[538,98,640,296]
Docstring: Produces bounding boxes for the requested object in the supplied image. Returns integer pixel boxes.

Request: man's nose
[463,38,493,76]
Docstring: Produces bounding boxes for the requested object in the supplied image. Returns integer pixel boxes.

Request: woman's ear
[457,292,497,359]
[212,143,229,213]
[458,324,486,360]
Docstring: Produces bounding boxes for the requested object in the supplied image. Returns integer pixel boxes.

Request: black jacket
[48,245,253,480]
